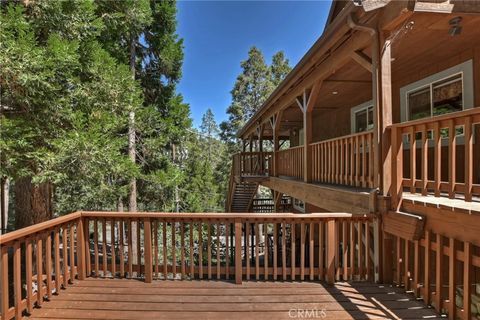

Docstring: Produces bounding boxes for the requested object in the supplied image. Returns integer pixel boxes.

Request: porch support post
[274,191,284,212]
[270,111,283,177]
[296,82,322,183]
[380,38,393,197]
[256,123,265,174]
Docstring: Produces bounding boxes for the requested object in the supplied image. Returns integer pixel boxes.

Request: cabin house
[1,1,480,320]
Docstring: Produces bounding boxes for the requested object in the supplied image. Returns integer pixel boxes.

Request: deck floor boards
[25,278,440,319]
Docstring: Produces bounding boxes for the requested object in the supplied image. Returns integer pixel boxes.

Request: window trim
[400,60,474,123]
[350,100,373,134]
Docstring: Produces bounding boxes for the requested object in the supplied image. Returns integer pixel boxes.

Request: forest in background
[0,0,291,232]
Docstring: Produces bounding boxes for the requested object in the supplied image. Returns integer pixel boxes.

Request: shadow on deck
[26,278,440,320]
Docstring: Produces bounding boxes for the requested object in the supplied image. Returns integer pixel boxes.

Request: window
[400,60,474,123]
[292,198,305,213]
[351,101,374,134]
[408,74,463,121]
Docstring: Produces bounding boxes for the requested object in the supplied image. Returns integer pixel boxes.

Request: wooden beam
[351,50,372,72]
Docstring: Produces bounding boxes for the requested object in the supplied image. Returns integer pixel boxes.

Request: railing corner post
[326,219,336,285]
[144,217,153,283]
[234,220,243,285]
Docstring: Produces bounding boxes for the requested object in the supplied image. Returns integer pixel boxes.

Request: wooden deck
[26,279,440,320]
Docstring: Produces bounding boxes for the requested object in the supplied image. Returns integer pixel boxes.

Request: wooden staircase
[226,152,271,212]
[229,181,258,212]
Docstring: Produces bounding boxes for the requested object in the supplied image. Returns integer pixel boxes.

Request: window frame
[350,100,374,134]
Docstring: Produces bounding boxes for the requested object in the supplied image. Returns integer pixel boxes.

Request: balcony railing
[277,145,304,179]
[310,131,374,188]
[0,211,373,320]
[391,108,480,209]
[233,152,272,177]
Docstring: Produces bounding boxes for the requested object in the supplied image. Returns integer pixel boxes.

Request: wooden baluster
[246,223,250,280]
[463,242,472,319]
[410,126,416,193]
[153,220,158,279]
[340,139,344,185]
[448,238,456,319]
[144,219,153,283]
[404,239,410,290]
[172,222,176,279]
[282,222,287,281]
[216,223,220,280]
[102,219,107,276]
[46,232,52,299]
[307,222,313,280]
[26,238,33,314]
[1,245,9,317]
[300,222,305,281]
[274,223,278,280]
[318,221,324,281]
[358,221,363,279]
[94,220,99,277]
[448,120,456,199]
[291,222,296,280]
[362,134,367,188]
[343,221,348,281]
[464,116,473,201]
[62,226,69,285]
[70,224,75,281]
[334,140,338,184]
[36,236,43,306]
[198,223,203,279]
[181,222,186,280]
[434,122,441,197]
[396,236,401,286]
[137,220,142,277]
[128,219,133,278]
[366,221,372,280]
[391,127,404,211]
[207,222,212,280]
[234,221,243,284]
[54,228,61,292]
[424,230,431,305]
[435,234,443,312]
[421,125,428,196]
[355,135,360,187]
[111,219,116,278]
[255,223,260,280]
[350,221,355,280]
[368,133,373,188]
[413,240,420,297]
[189,223,194,279]
[119,220,124,278]
[350,137,354,186]
[264,222,268,280]
[225,222,230,280]
[14,241,22,319]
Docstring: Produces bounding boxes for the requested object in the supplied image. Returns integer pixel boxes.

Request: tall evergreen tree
[271,51,292,87]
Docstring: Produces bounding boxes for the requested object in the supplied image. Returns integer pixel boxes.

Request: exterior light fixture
[352,0,391,12]
[449,16,462,36]
[332,91,338,95]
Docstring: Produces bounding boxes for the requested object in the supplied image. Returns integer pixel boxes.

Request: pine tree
[270,51,292,87]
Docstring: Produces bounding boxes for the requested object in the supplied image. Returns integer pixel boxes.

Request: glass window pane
[432,74,462,116]
[408,87,431,120]
[367,106,374,130]
[355,109,367,132]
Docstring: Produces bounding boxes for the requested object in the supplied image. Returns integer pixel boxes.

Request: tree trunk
[128,32,138,268]
[0,177,9,233]
[14,177,53,229]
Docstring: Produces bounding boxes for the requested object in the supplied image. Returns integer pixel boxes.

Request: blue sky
[176,0,333,128]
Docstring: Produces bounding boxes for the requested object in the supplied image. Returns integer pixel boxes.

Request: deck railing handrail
[390,107,480,209]
[0,211,373,320]
[310,130,374,145]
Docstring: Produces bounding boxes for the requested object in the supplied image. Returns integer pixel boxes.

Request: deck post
[234,220,243,284]
[326,219,336,285]
[77,217,86,280]
[270,111,283,178]
[144,218,153,283]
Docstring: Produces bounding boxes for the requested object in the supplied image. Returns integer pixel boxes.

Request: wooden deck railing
[0,211,373,320]
[233,152,272,177]
[277,146,304,179]
[310,131,374,188]
[391,108,480,209]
